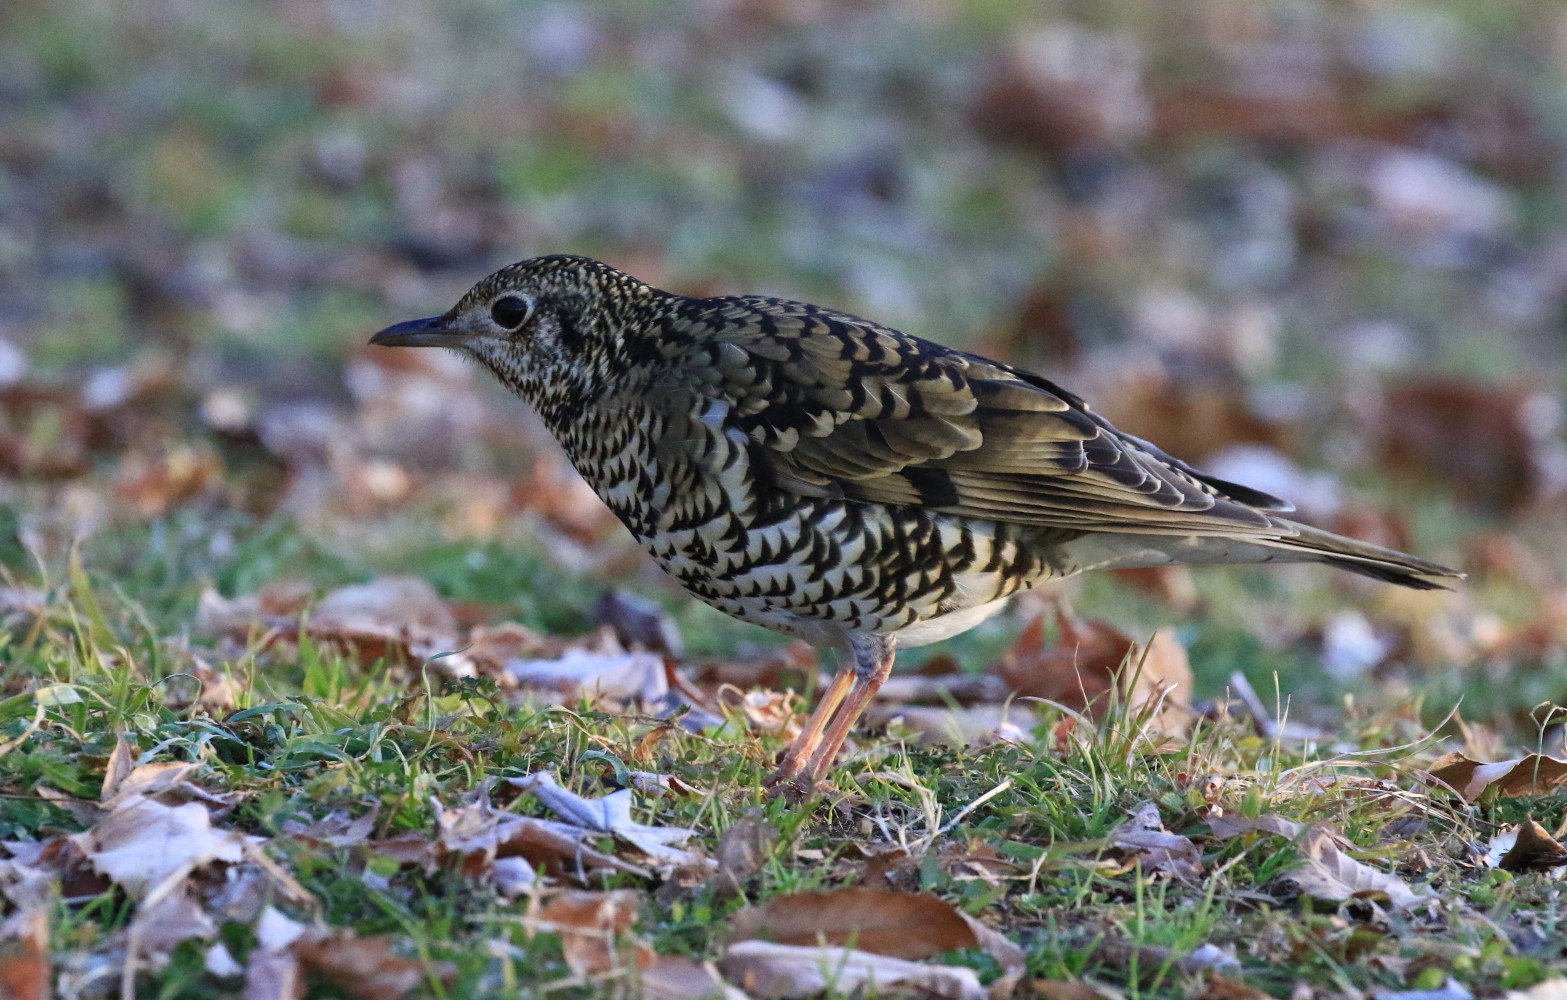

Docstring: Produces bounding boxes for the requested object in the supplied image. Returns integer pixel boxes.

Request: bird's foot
[760,771,831,802]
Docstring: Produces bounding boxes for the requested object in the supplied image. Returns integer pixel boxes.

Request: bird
[370,254,1460,796]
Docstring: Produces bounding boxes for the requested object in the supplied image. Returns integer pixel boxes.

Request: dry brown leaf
[367,832,438,873]
[282,804,380,848]
[1030,981,1118,1000]
[874,703,1036,748]
[1193,974,1274,1000]
[82,794,257,899]
[729,887,975,959]
[727,885,1024,984]
[0,385,91,478]
[1110,801,1203,881]
[1286,827,1425,910]
[504,649,668,709]
[245,908,308,1000]
[507,771,699,867]
[1493,820,1567,873]
[100,760,204,810]
[967,24,1151,156]
[113,443,222,517]
[538,890,654,977]
[996,610,1192,739]
[197,576,460,667]
[719,940,984,1000]
[432,794,645,885]
[1207,814,1422,908]
[0,908,49,1000]
[295,931,432,999]
[1376,378,1552,511]
[132,888,218,955]
[593,589,685,657]
[1427,753,1567,802]
[242,907,441,1000]
[638,954,747,1000]
[712,812,777,895]
[5,835,110,900]
[99,736,136,801]
[1206,813,1310,843]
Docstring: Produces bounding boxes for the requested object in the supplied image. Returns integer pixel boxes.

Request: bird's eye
[490,295,532,330]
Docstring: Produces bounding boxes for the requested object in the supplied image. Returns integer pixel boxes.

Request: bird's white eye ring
[490,295,533,330]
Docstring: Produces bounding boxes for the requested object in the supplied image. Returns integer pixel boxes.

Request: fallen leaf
[1206,813,1312,843]
[728,885,1023,983]
[197,576,460,666]
[1426,753,1567,802]
[505,649,668,709]
[875,703,1036,748]
[1507,980,1567,1000]
[246,908,307,1000]
[719,940,984,1000]
[967,23,1151,156]
[432,793,644,884]
[1372,979,1474,1000]
[243,907,441,1000]
[132,888,218,954]
[1030,982,1118,1000]
[1492,820,1567,873]
[0,908,48,1000]
[296,931,432,999]
[593,589,685,657]
[729,887,975,959]
[100,760,204,810]
[1110,801,1203,881]
[99,736,136,801]
[712,812,777,896]
[507,771,699,867]
[282,803,380,847]
[997,610,1193,739]
[1194,974,1276,1000]
[82,794,257,899]
[1287,826,1425,910]
[537,890,653,977]
[491,856,538,897]
[113,443,222,517]
[1375,377,1552,512]
[1207,814,1423,909]
[638,954,747,1000]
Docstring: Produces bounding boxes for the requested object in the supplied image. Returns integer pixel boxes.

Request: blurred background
[4,0,1567,738]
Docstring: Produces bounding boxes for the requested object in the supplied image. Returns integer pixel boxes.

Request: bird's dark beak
[369,316,467,348]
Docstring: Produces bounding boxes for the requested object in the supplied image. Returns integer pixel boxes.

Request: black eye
[490,295,532,330]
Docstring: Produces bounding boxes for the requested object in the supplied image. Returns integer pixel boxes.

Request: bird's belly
[633,496,1060,647]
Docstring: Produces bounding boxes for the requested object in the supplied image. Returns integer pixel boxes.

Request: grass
[1,503,1563,998]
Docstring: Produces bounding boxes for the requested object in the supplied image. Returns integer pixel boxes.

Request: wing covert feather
[670,296,1289,535]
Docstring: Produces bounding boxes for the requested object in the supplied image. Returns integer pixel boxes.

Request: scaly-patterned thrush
[372,255,1459,795]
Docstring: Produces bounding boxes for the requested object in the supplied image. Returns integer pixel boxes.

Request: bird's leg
[765,665,855,788]
[800,635,895,787]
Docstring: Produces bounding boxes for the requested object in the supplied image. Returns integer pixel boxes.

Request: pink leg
[801,642,895,786]
[765,667,854,788]
[765,636,895,797]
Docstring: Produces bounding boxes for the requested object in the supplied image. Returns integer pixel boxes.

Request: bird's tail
[1059,520,1462,590]
[1253,520,1460,591]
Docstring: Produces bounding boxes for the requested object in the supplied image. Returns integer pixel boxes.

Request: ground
[1,1,1566,998]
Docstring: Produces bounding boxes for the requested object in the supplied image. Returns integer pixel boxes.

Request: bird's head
[370,254,659,410]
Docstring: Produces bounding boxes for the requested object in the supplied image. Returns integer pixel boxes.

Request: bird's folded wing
[694,299,1291,536]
